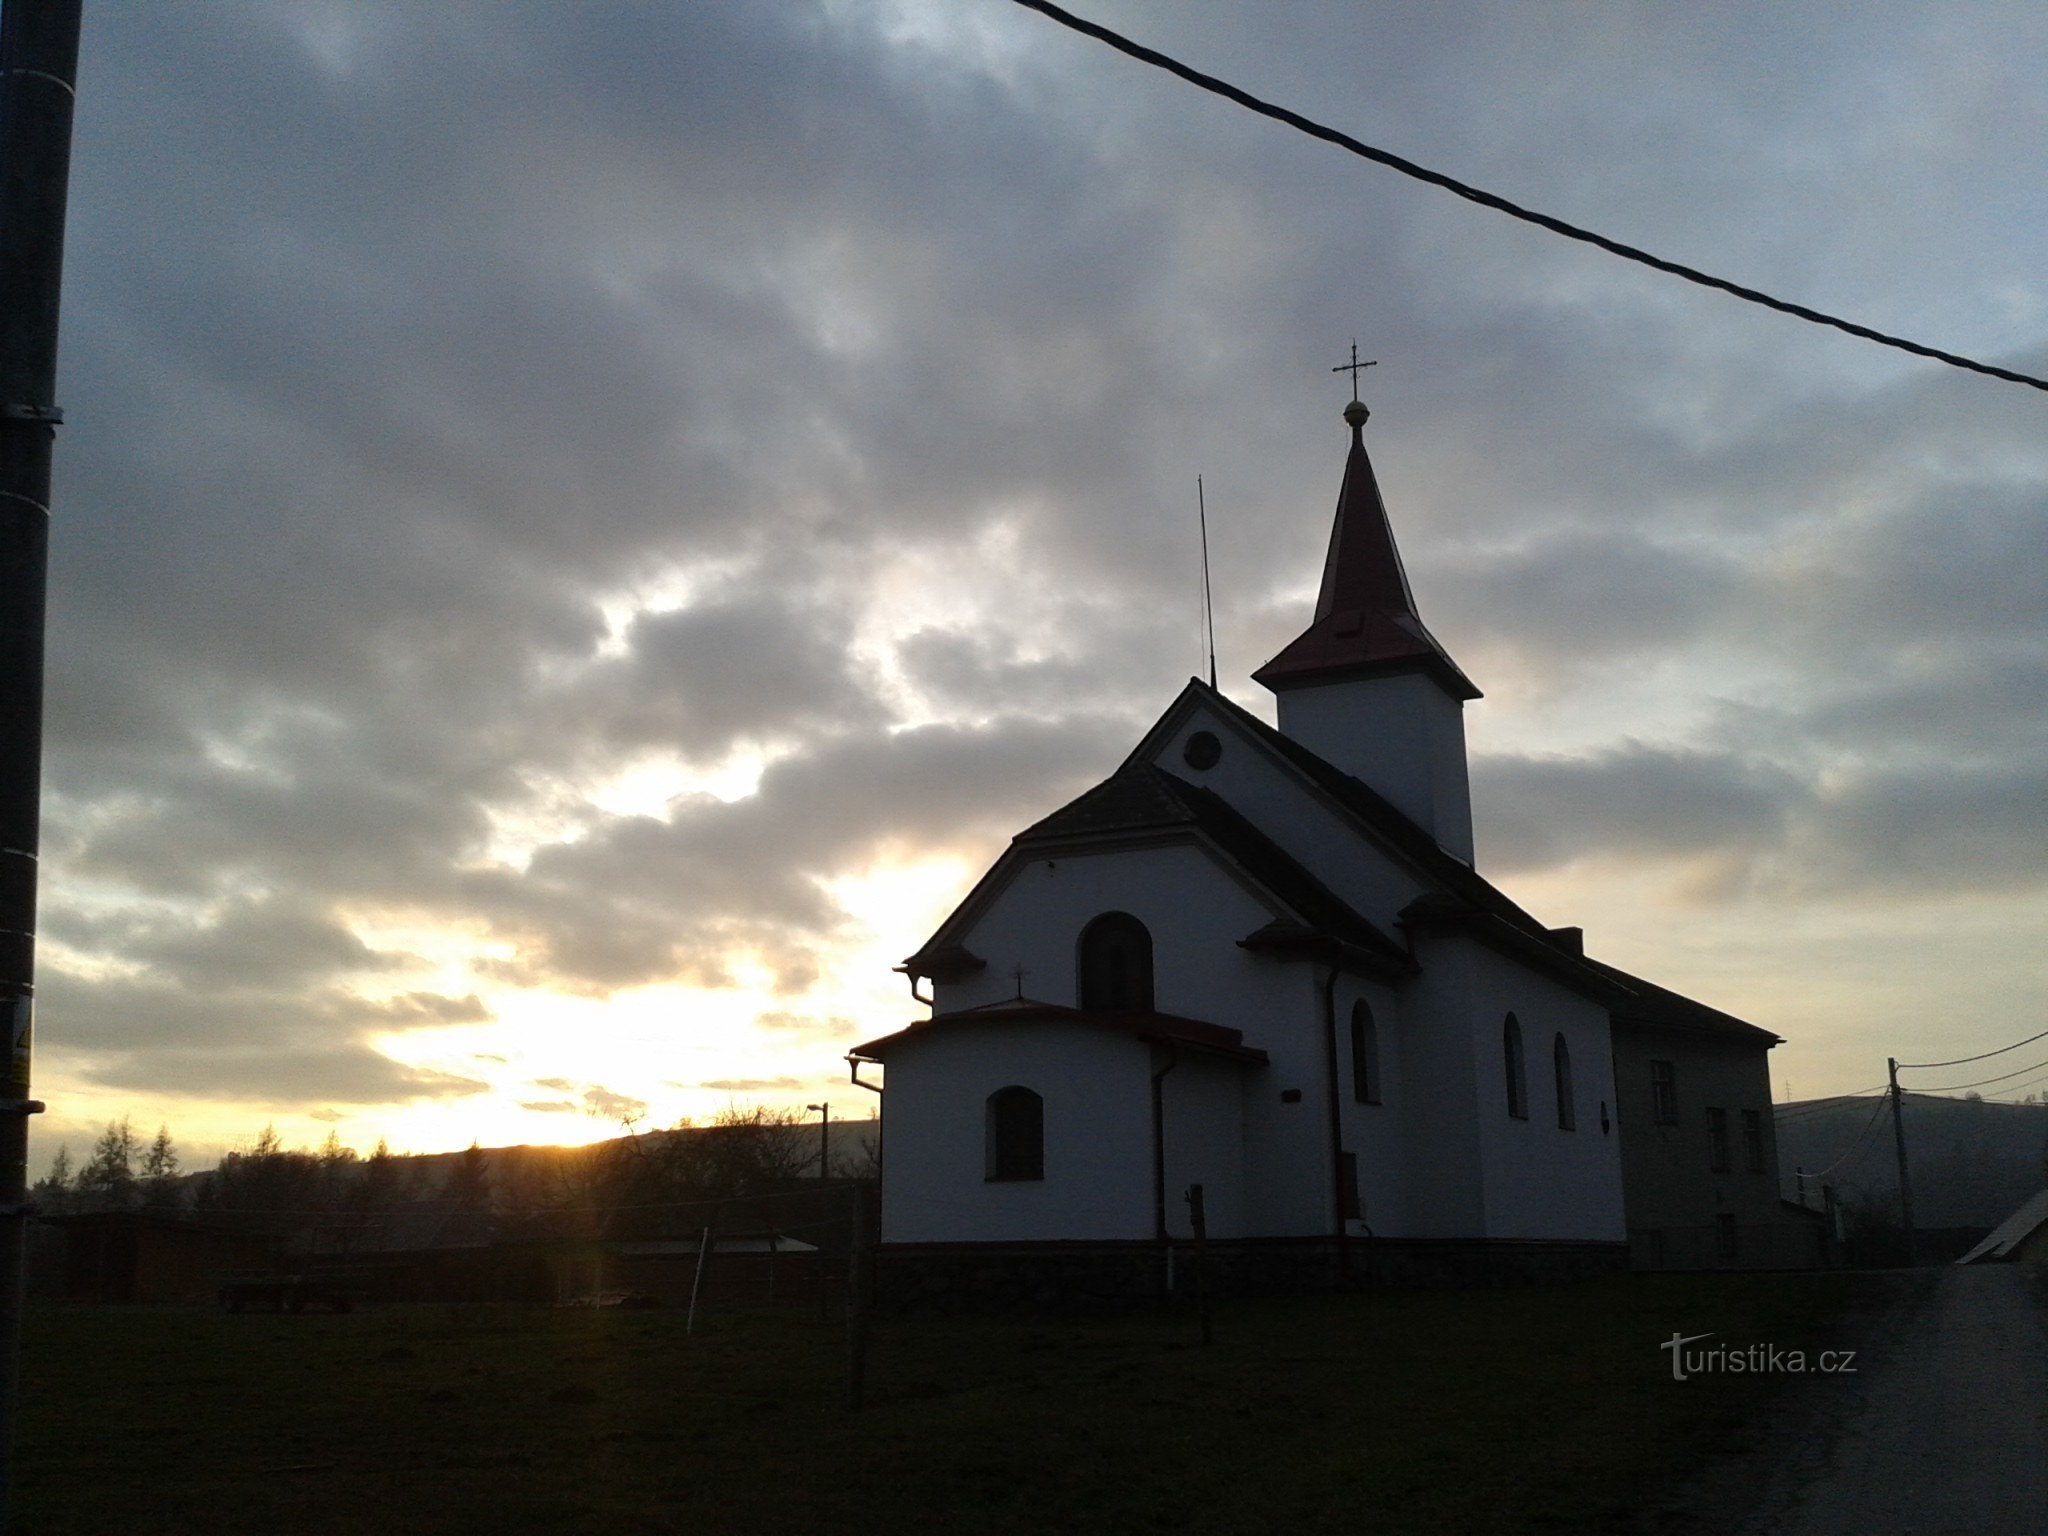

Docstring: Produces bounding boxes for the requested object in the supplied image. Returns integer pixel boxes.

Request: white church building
[850,394,1809,1290]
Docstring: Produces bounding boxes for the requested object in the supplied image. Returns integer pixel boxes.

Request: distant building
[851,393,1815,1293]
[1957,1188,2048,1271]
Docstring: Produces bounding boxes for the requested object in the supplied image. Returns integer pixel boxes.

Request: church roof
[1251,402,1480,701]
[1577,957,1782,1046]
[849,996,1269,1066]
[1011,760,1409,971]
[1188,684,1624,1001]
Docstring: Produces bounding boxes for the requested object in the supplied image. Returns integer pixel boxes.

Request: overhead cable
[1804,1094,1892,1181]
[1907,1053,2048,1096]
[1895,1027,2048,1072]
[1010,0,2048,394]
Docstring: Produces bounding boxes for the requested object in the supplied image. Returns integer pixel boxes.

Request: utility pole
[1887,1057,1917,1265]
[806,1101,830,1179]
[0,1,82,1522]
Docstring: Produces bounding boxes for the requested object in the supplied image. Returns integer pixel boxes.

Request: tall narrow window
[1650,1060,1678,1125]
[1742,1109,1764,1173]
[986,1087,1044,1182]
[1077,912,1153,1012]
[1503,1013,1527,1120]
[1350,1001,1381,1105]
[1706,1107,1730,1172]
[1552,1033,1575,1130]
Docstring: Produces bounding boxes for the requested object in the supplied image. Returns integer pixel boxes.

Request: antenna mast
[1197,476,1217,689]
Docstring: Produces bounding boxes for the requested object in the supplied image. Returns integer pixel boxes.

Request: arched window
[1503,1013,1528,1120]
[985,1086,1044,1182]
[1077,912,1153,1012]
[1553,1033,1575,1130]
[1350,1000,1381,1105]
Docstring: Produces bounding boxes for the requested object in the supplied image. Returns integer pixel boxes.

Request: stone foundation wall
[875,1236,1628,1314]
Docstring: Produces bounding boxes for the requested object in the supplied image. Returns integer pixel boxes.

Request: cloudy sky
[34,0,2048,1167]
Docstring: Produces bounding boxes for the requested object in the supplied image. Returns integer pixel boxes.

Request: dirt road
[1738,1264,2048,1535]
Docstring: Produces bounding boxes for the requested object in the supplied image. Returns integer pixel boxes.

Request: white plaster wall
[926,840,1359,1241]
[1461,941,1627,1242]
[1272,676,1475,862]
[1142,706,1432,936]
[933,842,1288,1021]
[1391,944,1488,1238]
[1158,1053,1249,1239]
[1234,964,1341,1238]
[878,1021,1153,1244]
[1333,974,1410,1236]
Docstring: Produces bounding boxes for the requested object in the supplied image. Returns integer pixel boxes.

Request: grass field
[17,1272,1847,1534]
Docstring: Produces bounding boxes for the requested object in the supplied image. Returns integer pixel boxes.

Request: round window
[1182,731,1221,770]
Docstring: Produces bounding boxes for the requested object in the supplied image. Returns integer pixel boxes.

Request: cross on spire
[1332,341,1377,402]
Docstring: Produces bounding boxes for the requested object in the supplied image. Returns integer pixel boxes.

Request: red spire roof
[1252,400,1480,700]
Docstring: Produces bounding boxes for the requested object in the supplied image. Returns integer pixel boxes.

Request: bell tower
[1252,378,1480,861]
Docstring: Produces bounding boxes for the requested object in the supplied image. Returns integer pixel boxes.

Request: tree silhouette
[76,1118,140,1211]
[31,1145,72,1214]
[140,1125,181,1210]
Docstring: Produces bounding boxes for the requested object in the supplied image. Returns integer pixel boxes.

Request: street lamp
[806,1102,830,1179]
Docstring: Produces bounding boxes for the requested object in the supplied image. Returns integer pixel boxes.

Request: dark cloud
[582,1086,649,1122]
[1476,745,1805,876]
[26,2,2048,1124]
[1795,762,2048,897]
[460,712,1128,993]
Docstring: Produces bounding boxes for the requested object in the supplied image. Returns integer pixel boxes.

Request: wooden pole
[1186,1182,1211,1346]
[686,1225,712,1334]
[1887,1058,1917,1265]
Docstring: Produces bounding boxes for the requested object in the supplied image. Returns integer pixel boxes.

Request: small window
[1350,1001,1381,1105]
[1338,1151,1360,1220]
[1706,1107,1730,1172]
[986,1087,1044,1182]
[1742,1109,1764,1173]
[1077,912,1153,1012]
[1650,1060,1678,1126]
[1503,1013,1527,1120]
[1715,1213,1739,1263]
[1552,1033,1575,1130]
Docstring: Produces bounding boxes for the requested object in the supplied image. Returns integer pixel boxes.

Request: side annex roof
[1579,956,1783,1046]
[850,996,1269,1067]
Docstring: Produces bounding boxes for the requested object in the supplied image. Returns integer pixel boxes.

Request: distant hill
[1775,1093,2048,1228]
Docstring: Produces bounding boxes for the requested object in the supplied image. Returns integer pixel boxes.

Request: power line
[1907,1053,2048,1095]
[1980,1069,2048,1104]
[1895,1026,2048,1072]
[1009,0,2048,395]
[1804,1094,1893,1181]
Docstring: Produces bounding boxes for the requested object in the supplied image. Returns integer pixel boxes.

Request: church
[849,387,1817,1290]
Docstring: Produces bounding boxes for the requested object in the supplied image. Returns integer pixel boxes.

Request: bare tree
[29,1145,71,1214]
[75,1118,139,1211]
[140,1125,181,1211]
